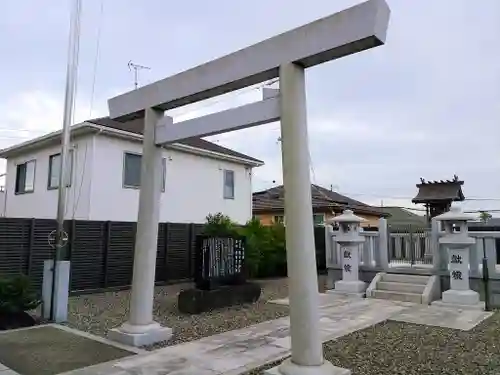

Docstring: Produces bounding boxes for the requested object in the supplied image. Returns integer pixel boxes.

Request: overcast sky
[1,0,499,215]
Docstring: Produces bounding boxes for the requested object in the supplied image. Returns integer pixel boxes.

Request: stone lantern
[327,209,367,297]
[432,205,483,309]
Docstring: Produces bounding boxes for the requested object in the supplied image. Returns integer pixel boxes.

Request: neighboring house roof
[87,117,263,164]
[380,207,428,228]
[0,117,264,167]
[469,218,500,228]
[412,176,465,204]
[253,184,388,217]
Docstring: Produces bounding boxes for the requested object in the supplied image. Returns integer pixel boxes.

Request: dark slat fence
[0,218,204,295]
[0,218,327,295]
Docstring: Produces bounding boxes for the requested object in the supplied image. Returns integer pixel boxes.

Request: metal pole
[50,0,82,321]
[482,238,491,311]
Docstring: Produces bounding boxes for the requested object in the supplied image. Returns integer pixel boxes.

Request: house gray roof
[0,116,263,166]
[412,176,465,204]
[253,184,389,217]
[87,117,264,164]
[380,207,428,228]
[469,218,500,228]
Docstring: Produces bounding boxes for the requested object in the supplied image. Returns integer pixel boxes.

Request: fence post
[470,237,481,278]
[324,224,335,266]
[378,218,389,270]
[324,224,335,290]
[359,227,372,267]
[26,218,35,276]
[163,223,169,281]
[102,221,111,288]
[69,220,76,261]
[408,224,415,265]
[431,218,442,272]
[187,223,195,278]
[484,238,497,277]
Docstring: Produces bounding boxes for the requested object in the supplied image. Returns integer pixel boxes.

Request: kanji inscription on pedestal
[341,246,358,282]
[448,248,469,291]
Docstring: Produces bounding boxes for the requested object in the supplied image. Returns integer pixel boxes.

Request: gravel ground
[246,311,500,375]
[66,276,327,350]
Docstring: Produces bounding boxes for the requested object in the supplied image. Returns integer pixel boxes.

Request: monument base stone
[327,280,366,298]
[442,289,480,305]
[178,282,261,314]
[432,289,484,311]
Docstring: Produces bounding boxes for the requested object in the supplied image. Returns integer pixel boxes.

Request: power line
[88,0,105,117]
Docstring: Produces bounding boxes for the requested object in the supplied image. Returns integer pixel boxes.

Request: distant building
[380,206,428,230]
[253,184,389,227]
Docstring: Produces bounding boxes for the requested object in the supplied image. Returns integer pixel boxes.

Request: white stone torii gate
[107,1,390,374]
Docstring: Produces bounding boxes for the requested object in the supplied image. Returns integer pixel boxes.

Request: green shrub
[0,274,41,314]
[203,213,238,236]
[239,218,287,278]
[258,222,287,277]
[239,217,268,277]
[202,213,288,279]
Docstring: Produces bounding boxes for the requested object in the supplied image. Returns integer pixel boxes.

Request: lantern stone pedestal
[431,206,484,311]
[326,210,366,298]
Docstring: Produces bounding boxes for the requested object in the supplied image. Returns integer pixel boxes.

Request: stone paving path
[61,294,493,375]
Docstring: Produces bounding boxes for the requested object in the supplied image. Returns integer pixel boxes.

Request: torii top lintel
[108,0,390,122]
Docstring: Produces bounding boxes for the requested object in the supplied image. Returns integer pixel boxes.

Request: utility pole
[128,60,151,89]
[51,0,82,321]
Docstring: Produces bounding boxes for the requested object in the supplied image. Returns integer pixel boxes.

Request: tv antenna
[128,60,151,89]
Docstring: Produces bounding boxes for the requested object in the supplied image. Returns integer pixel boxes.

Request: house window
[313,214,325,226]
[223,169,235,199]
[48,150,74,189]
[123,152,166,191]
[15,160,36,194]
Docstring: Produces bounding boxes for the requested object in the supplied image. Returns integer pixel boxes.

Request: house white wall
[4,137,94,220]
[4,133,254,224]
[90,135,253,224]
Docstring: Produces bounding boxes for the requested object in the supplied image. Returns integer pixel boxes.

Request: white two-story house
[0,117,263,224]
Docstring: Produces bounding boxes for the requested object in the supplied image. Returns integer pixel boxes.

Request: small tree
[479,211,492,223]
[203,213,238,236]
[0,275,41,314]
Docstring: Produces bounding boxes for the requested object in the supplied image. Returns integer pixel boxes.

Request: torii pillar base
[264,359,351,375]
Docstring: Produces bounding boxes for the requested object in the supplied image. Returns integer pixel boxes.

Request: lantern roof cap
[329,209,366,224]
[435,205,474,222]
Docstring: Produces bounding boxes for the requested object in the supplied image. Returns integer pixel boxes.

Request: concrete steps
[366,272,439,305]
[377,281,426,294]
[371,289,423,303]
